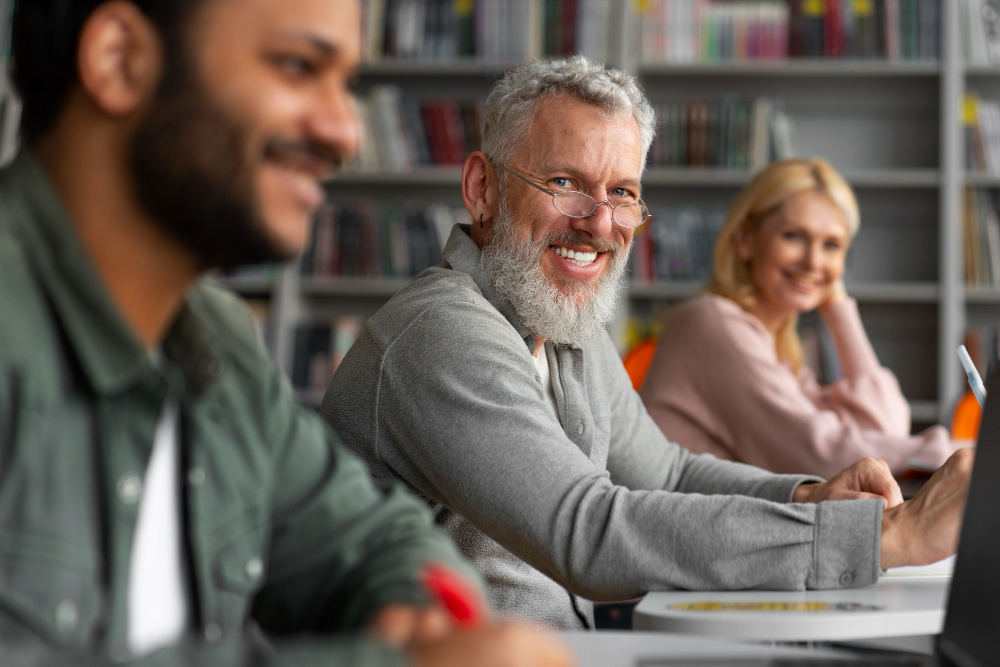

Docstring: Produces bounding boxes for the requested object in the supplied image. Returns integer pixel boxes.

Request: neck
[533,336,546,357]
[746,297,793,337]
[36,105,200,350]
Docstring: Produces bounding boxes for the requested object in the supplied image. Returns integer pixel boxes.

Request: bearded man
[322,56,972,631]
[0,0,573,665]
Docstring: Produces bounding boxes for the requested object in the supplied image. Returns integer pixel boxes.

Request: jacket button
[839,571,854,586]
[187,467,206,486]
[54,598,78,633]
[205,623,222,642]
[577,422,586,435]
[245,556,264,582]
[116,473,142,504]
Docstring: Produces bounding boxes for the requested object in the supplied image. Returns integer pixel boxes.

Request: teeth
[552,245,598,266]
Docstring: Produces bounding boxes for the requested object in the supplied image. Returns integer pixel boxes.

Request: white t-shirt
[126,396,188,657]
[533,347,559,417]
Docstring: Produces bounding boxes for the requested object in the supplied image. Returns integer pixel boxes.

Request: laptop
[633,365,1000,667]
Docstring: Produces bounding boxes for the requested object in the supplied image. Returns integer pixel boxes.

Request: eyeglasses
[491,161,650,229]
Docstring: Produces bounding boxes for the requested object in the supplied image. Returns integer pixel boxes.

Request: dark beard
[129,56,288,272]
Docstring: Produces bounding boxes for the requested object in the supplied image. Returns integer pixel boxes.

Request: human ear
[76,1,164,118]
[734,222,753,261]
[462,151,499,242]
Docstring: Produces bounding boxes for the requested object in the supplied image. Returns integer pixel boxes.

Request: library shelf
[637,60,941,78]
[964,66,1000,77]
[300,276,411,298]
[964,173,1000,187]
[964,287,1000,304]
[628,281,940,304]
[360,60,515,77]
[642,168,939,189]
[326,168,939,189]
[327,167,463,186]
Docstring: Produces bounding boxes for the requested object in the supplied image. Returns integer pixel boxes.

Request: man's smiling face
[480,94,643,344]
[498,94,642,301]
[130,0,362,269]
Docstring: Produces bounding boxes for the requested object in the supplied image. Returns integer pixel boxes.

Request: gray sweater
[322,224,884,630]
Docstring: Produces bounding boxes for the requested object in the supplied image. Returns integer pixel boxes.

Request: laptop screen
[939,366,1000,667]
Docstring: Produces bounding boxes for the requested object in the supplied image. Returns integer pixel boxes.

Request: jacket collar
[441,224,540,353]
[2,150,220,397]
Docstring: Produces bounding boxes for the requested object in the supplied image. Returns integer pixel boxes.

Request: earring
[480,214,484,229]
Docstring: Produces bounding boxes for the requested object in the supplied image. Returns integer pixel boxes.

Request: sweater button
[839,571,854,586]
[245,556,264,582]
[205,623,222,642]
[577,422,586,435]
[54,598,79,634]
[187,467,206,486]
[116,473,142,504]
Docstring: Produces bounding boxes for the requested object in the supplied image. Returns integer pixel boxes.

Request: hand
[793,457,904,508]
[880,447,974,569]
[818,278,849,310]
[369,604,454,648]
[410,621,574,667]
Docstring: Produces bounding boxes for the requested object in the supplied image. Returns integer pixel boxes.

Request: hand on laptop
[410,621,575,667]
[880,447,974,569]
[793,457,904,507]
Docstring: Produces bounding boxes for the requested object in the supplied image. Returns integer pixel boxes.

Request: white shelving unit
[234,1,973,428]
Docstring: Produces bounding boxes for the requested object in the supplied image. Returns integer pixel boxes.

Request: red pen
[421,562,485,629]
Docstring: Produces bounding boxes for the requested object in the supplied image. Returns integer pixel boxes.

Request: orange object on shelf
[623,339,658,391]
[951,389,982,440]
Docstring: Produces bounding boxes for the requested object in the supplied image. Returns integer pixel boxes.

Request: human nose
[306,84,362,166]
[570,194,614,238]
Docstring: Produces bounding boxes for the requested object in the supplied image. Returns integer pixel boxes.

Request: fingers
[856,458,904,508]
[369,605,420,648]
[410,621,575,667]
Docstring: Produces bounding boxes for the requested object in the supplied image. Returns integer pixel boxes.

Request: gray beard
[480,195,630,345]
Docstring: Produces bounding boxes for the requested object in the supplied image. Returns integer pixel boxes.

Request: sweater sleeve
[800,299,911,436]
[323,298,883,601]
[641,296,958,479]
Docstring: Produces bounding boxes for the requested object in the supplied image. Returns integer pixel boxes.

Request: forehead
[191,0,361,60]
[516,94,643,177]
[769,190,848,237]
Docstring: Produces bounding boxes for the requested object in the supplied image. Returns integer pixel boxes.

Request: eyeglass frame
[489,159,650,229]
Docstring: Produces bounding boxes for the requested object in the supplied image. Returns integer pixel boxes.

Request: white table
[633,576,950,642]
[561,631,854,667]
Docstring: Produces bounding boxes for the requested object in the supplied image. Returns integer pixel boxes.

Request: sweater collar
[441,224,538,353]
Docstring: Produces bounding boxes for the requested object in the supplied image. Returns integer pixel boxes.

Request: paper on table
[882,555,955,579]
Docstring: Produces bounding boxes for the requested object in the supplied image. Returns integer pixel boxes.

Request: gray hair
[482,56,656,173]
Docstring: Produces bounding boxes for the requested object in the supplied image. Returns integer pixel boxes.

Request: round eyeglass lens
[613,203,647,228]
[552,191,596,217]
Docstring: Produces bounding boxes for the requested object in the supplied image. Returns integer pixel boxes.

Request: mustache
[540,231,622,255]
[263,139,347,178]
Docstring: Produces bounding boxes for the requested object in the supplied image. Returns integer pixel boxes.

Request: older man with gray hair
[322,56,970,630]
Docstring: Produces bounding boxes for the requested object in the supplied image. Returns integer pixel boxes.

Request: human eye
[270,53,319,78]
[610,187,638,202]
[781,230,802,242]
[824,239,844,251]
[550,177,573,190]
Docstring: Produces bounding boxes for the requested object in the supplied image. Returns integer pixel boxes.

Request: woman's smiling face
[741,189,851,317]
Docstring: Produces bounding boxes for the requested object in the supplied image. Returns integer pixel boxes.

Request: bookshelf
[266,0,973,429]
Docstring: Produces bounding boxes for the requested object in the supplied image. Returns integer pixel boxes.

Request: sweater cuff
[759,474,825,503]
[806,498,884,590]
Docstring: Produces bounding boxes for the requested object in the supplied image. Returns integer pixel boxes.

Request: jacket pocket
[0,532,102,649]
[209,513,269,630]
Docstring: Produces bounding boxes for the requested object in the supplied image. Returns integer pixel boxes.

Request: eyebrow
[273,31,340,58]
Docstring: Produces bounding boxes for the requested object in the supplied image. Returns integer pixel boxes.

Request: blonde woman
[639,159,957,478]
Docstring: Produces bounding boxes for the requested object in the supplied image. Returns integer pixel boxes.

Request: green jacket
[0,152,480,666]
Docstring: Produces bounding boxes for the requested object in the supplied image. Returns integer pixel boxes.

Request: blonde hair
[706,158,860,373]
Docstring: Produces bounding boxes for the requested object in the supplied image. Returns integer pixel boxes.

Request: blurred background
[4,0,1000,437]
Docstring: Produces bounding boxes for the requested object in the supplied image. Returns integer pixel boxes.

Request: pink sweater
[638,293,957,478]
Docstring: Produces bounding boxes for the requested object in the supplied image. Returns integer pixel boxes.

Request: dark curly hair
[11,0,200,143]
